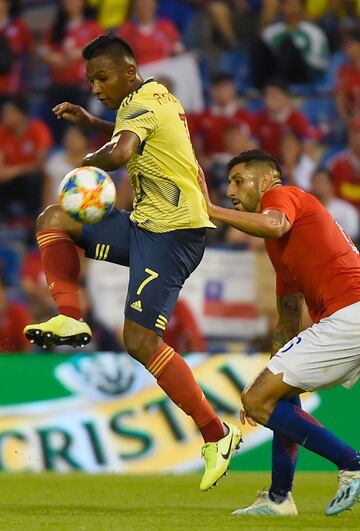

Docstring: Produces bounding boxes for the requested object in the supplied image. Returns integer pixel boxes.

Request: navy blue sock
[267,400,360,470]
[269,396,300,501]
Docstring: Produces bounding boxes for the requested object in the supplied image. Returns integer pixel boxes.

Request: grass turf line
[0,472,358,530]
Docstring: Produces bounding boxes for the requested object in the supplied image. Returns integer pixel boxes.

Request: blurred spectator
[252,80,316,160]
[315,0,360,53]
[279,130,317,190]
[206,1,260,49]
[43,125,91,206]
[188,72,253,165]
[0,272,31,352]
[21,245,55,323]
[118,0,185,65]
[86,260,128,347]
[336,27,360,124]
[78,285,125,352]
[210,120,256,206]
[328,116,360,209]
[0,0,33,103]
[157,0,197,34]
[311,167,360,241]
[251,0,329,89]
[0,96,53,222]
[163,298,207,354]
[39,0,102,141]
[87,0,130,29]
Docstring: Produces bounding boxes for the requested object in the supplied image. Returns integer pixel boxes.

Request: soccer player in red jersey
[198,149,360,516]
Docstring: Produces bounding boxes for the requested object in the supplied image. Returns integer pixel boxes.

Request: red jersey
[0,18,33,95]
[0,119,53,165]
[261,186,360,323]
[118,18,183,65]
[336,64,360,115]
[42,19,102,85]
[328,150,360,209]
[253,108,314,159]
[188,106,253,156]
[0,301,31,352]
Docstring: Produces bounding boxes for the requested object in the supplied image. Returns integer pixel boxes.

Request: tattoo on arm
[271,292,303,357]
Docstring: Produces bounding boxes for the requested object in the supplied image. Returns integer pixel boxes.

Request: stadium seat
[216,51,251,94]
[0,243,22,287]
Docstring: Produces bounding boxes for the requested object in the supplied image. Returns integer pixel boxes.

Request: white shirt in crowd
[326,198,360,241]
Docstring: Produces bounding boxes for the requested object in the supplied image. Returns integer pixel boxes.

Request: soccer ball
[58,166,116,224]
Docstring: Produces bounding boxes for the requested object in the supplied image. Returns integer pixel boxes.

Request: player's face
[227,163,262,213]
[86,55,136,110]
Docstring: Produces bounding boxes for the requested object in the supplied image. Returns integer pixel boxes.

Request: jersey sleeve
[260,187,303,226]
[112,101,158,143]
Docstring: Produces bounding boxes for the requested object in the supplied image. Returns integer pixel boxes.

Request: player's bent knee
[241,389,264,422]
[123,320,162,365]
[37,205,66,231]
[37,204,82,238]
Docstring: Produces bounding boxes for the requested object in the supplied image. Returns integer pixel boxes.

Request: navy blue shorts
[77,209,206,335]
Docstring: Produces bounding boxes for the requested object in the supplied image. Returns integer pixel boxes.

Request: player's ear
[260,173,272,193]
[127,64,137,85]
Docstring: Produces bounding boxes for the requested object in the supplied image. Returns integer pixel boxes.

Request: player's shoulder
[264,185,304,200]
[123,79,174,109]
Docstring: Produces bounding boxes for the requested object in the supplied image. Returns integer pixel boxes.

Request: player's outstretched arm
[210,204,291,239]
[197,167,290,238]
[81,130,140,171]
[52,102,115,137]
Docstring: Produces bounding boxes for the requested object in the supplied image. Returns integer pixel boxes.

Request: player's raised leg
[123,226,241,491]
[23,205,92,348]
[123,318,241,491]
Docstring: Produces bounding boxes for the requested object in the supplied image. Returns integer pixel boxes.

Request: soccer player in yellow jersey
[24,34,241,490]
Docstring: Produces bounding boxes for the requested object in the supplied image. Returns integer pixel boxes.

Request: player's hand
[240,408,257,427]
[52,102,94,128]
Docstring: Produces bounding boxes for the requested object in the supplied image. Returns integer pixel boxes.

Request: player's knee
[123,321,162,365]
[37,204,68,232]
[241,389,264,423]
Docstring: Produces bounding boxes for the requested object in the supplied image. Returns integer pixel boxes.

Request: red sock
[146,343,224,442]
[37,230,81,320]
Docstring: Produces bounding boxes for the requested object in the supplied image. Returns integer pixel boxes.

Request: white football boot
[325,470,360,516]
[232,490,298,516]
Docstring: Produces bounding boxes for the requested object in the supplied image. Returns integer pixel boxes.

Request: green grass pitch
[0,472,358,530]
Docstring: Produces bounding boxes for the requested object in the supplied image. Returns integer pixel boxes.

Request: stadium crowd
[1,0,360,353]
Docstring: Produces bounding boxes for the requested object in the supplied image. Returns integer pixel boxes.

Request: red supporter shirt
[0,302,31,352]
[118,18,183,65]
[0,119,53,165]
[42,20,102,85]
[328,150,360,209]
[336,64,360,114]
[21,249,47,288]
[163,299,206,353]
[253,108,314,159]
[0,18,33,95]
[261,186,360,323]
[188,106,253,156]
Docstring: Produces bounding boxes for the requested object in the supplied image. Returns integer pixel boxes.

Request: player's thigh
[76,209,131,266]
[268,302,360,391]
[125,226,206,335]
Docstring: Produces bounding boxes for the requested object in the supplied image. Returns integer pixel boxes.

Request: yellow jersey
[112,78,215,233]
